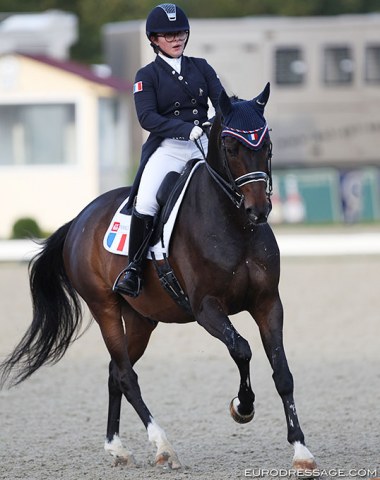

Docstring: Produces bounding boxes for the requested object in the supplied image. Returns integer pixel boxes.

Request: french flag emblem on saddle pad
[133,81,143,94]
[103,206,131,255]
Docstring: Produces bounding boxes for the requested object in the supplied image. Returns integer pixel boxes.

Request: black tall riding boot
[113,210,154,297]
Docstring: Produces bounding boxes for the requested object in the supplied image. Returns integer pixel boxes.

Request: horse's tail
[0,220,86,388]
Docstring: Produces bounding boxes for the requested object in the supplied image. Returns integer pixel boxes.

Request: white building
[0,11,132,239]
[0,52,131,238]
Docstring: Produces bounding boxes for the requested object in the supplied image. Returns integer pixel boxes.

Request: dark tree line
[0,0,379,64]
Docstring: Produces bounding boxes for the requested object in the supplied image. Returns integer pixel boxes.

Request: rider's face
[151,33,186,58]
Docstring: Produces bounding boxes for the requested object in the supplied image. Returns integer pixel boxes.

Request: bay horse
[0,84,316,471]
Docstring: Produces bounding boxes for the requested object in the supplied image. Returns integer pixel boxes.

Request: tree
[0,0,379,64]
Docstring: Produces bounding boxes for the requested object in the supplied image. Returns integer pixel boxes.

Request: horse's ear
[254,82,270,110]
[218,88,232,116]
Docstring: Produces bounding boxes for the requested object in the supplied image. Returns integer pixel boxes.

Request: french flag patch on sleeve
[133,81,143,94]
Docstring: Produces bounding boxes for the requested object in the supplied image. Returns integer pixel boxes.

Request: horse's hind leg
[122,305,182,469]
[104,358,134,465]
[251,297,316,470]
[89,301,141,465]
[94,300,181,469]
[104,303,156,465]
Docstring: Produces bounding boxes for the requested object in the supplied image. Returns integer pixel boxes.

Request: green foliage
[0,0,379,63]
[11,217,43,239]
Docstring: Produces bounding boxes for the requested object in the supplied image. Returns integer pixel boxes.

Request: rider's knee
[134,198,158,217]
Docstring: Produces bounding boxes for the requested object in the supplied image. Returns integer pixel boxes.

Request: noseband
[230,142,273,195]
[196,135,273,209]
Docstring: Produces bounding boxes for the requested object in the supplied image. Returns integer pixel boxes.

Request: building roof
[19,52,132,93]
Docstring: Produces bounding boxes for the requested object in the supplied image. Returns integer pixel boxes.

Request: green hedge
[11,217,43,239]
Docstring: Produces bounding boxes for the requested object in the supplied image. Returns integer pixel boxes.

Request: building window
[98,97,119,168]
[365,45,380,83]
[275,48,306,85]
[0,103,76,166]
[323,46,354,85]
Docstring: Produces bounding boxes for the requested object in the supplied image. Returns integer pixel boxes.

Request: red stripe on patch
[117,234,127,251]
[133,81,143,93]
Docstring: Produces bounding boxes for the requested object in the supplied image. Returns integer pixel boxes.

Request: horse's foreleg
[197,295,255,423]
[251,297,316,470]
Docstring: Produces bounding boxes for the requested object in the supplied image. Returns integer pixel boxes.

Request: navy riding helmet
[146,3,190,45]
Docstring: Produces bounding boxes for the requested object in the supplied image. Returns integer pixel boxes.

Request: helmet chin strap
[150,42,176,58]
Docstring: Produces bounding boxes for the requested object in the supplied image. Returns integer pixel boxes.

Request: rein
[195,137,244,208]
[205,159,245,208]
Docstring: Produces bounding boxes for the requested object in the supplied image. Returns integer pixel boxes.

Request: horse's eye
[224,139,239,156]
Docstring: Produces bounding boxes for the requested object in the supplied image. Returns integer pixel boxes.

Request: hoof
[229,397,255,424]
[292,442,317,476]
[113,454,137,467]
[292,458,317,471]
[104,435,136,467]
[293,459,318,478]
[155,451,182,470]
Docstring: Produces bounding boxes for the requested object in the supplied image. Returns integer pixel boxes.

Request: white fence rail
[1,232,380,262]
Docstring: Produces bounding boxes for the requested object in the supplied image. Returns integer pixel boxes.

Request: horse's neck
[206,126,225,176]
[195,164,246,229]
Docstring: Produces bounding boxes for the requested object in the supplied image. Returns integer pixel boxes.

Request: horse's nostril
[246,207,268,225]
[246,207,257,219]
[256,215,268,224]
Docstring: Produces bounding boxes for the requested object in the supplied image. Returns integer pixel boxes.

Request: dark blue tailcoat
[125,54,222,211]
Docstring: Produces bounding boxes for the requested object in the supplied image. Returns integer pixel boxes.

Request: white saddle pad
[103,161,204,260]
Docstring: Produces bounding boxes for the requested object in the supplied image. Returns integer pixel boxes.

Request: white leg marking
[147,417,181,469]
[293,441,314,461]
[292,441,317,469]
[232,397,240,410]
[147,418,169,447]
[104,434,136,466]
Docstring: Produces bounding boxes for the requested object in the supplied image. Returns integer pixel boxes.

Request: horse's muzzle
[247,210,268,225]
[246,199,272,225]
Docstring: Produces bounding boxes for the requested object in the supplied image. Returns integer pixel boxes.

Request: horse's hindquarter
[63,187,131,298]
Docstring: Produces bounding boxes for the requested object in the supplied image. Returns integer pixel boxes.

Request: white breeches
[135,135,208,216]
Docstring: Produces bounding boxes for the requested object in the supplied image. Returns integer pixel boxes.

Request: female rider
[114,3,223,297]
